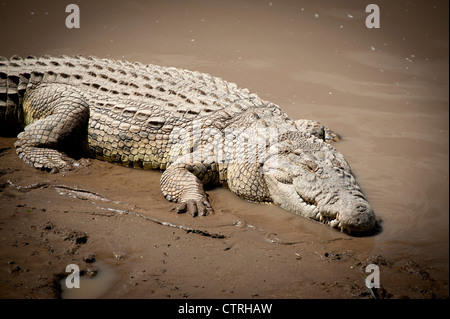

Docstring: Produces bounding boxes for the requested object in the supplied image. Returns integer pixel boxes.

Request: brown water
[0,0,448,297]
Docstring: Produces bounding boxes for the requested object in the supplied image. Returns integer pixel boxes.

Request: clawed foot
[15,145,90,174]
[49,157,90,173]
[174,198,214,217]
[295,119,341,143]
[160,160,216,217]
[323,127,341,143]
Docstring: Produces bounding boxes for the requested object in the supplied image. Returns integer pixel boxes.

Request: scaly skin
[0,55,376,233]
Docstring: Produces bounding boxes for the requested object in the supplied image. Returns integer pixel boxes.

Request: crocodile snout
[336,198,376,233]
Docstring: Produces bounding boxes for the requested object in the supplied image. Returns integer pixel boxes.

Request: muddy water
[60,261,118,299]
[0,0,448,296]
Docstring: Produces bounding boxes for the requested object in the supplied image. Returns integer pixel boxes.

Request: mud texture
[0,138,447,299]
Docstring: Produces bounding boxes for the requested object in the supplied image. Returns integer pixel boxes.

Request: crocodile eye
[331,158,344,169]
[304,160,319,173]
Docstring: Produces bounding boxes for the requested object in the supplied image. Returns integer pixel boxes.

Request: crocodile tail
[0,55,29,136]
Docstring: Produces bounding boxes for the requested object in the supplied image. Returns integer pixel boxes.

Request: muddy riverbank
[0,0,448,299]
[0,137,447,298]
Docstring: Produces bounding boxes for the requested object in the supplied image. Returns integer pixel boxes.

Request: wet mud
[0,0,448,299]
[0,137,447,299]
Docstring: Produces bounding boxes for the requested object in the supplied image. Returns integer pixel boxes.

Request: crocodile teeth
[329,219,339,228]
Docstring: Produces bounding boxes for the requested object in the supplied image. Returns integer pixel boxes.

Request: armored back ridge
[0,55,376,234]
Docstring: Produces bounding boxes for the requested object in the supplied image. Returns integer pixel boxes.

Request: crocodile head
[262,132,376,234]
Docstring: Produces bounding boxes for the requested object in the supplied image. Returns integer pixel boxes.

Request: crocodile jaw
[264,173,375,233]
[262,149,376,234]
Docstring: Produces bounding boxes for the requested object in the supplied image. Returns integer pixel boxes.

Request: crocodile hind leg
[15,84,89,173]
[295,119,341,143]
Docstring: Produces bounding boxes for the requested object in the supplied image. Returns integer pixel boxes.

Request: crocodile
[0,55,376,233]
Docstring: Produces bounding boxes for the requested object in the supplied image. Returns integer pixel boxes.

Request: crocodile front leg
[160,153,218,217]
[15,84,89,172]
